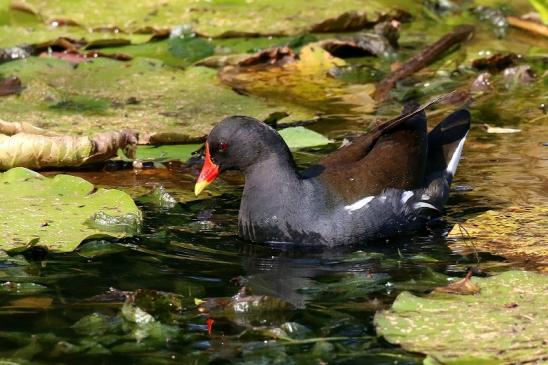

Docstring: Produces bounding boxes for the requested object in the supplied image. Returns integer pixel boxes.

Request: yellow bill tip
[194,180,209,196]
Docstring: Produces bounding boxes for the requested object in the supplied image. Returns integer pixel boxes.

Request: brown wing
[314,99,442,202]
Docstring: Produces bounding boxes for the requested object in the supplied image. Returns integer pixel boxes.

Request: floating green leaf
[0,167,141,252]
[134,144,201,161]
[167,35,214,64]
[375,271,548,365]
[278,127,331,149]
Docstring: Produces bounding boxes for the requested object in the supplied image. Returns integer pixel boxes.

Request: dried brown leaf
[471,53,519,73]
[0,122,138,170]
[434,272,480,295]
[0,76,23,96]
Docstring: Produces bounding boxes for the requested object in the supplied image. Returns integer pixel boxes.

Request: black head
[194,116,294,195]
[207,116,293,171]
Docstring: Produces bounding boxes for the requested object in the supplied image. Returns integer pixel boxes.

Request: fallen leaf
[471,53,519,73]
[448,206,547,272]
[318,24,398,58]
[309,9,409,33]
[433,272,480,295]
[220,44,377,114]
[0,121,138,169]
[0,76,23,96]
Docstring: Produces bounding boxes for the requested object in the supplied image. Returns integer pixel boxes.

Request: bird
[194,100,470,246]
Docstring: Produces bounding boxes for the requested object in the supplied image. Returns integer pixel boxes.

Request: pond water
[1,1,547,362]
[1,96,545,364]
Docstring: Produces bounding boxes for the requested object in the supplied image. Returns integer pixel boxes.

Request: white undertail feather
[400,191,414,204]
[413,202,439,211]
[344,196,374,211]
[446,132,468,176]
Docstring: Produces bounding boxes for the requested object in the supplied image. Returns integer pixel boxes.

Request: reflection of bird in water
[237,234,456,310]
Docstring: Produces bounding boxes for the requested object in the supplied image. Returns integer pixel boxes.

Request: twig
[457,223,480,265]
[373,25,475,101]
[507,16,548,37]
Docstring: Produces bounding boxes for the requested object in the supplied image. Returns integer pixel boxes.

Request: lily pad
[11,0,408,37]
[278,127,331,149]
[448,206,548,272]
[133,144,201,162]
[375,271,548,365]
[0,167,141,252]
[0,57,315,143]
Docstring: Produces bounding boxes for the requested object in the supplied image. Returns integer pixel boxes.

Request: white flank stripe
[401,191,414,204]
[413,202,439,211]
[446,133,468,176]
[344,196,374,211]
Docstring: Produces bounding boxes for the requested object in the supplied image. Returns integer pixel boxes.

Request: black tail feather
[425,109,471,184]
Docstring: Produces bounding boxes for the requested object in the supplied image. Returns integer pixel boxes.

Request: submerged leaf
[448,206,547,272]
[375,271,548,365]
[220,44,377,114]
[0,167,142,252]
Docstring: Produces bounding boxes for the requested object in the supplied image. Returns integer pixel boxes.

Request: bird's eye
[218,142,229,153]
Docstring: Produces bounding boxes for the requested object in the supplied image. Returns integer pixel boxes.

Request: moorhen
[194,101,470,246]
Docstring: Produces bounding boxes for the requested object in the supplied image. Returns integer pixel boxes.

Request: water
[1,97,545,363]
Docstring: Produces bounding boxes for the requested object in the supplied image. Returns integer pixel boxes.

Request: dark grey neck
[242,152,301,189]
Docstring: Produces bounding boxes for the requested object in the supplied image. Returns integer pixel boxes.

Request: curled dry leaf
[309,9,409,33]
[471,53,519,73]
[0,120,138,170]
[318,21,399,58]
[433,272,480,295]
